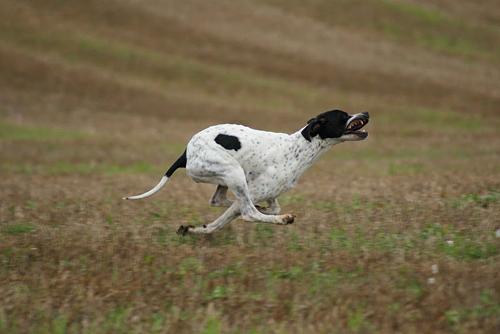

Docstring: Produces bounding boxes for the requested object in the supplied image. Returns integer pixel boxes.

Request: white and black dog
[124,109,369,235]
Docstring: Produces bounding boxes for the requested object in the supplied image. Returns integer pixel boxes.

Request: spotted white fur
[124,111,369,234]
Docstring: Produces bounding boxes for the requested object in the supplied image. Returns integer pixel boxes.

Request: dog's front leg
[177,202,240,235]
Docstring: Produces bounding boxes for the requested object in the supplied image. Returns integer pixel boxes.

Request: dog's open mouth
[344,116,369,138]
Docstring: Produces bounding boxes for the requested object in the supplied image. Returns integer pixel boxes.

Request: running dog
[124,109,369,234]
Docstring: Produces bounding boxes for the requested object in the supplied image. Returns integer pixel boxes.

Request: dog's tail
[123,150,187,200]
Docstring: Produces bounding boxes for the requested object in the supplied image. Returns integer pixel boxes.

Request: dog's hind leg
[224,167,294,225]
[257,198,281,215]
[209,185,232,207]
[178,202,240,235]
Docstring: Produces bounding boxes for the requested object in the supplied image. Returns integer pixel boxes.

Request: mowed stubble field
[1,0,499,333]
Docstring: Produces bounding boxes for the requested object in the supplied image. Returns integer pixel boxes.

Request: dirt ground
[1,1,499,333]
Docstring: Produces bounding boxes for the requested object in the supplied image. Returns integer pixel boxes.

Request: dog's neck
[287,128,340,174]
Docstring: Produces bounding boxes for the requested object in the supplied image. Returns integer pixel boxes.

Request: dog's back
[187,124,290,170]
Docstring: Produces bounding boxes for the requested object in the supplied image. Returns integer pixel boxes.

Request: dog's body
[124,109,370,234]
[188,124,325,201]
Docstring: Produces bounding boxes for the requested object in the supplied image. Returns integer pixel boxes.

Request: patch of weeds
[389,302,401,314]
[451,190,500,209]
[330,227,352,250]
[419,223,446,240]
[371,232,398,251]
[253,224,275,246]
[150,203,173,219]
[51,314,68,334]
[310,266,366,295]
[103,306,131,333]
[206,286,227,301]
[2,223,35,235]
[271,266,303,280]
[178,257,204,275]
[395,270,424,299]
[347,305,373,332]
[202,316,222,334]
[420,223,499,260]
[444,309,461,327]
[287,231,303,251]
[406,280,424,298]
[309,268,340,294]
[444,289,500,328]
[345,195,364,214]
[440,236,498,260]
[173,232,199,246]
[207,264,240,280]
[143,254,155,266]
[105,215,114,225]
[150,313,165,333]
[206,229,238,247]
[24,200,37,209]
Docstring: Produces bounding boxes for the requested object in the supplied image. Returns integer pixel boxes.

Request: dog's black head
[301,109,369,142]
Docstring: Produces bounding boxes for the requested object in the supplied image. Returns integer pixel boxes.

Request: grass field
[1,0,499,333]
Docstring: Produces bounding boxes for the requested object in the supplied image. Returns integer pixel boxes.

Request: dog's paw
[177,225,194,236]
[281,214,295,225]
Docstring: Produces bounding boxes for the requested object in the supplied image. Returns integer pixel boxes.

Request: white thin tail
[123,176,169,200]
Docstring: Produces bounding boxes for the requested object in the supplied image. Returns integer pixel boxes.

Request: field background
[1,0,499,333]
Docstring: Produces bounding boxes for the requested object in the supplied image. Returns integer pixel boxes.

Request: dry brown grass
[1,0,499,333]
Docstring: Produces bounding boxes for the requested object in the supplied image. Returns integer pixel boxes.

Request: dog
[124,109,369,234]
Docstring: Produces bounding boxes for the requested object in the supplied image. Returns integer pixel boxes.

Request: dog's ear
[301,117,326,142]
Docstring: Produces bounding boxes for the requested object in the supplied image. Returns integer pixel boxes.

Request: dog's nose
[361,112,369,118]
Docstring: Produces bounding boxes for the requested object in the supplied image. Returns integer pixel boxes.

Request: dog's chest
[240,143,320,199]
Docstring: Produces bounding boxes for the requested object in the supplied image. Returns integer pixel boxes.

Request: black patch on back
[215,134,241,151]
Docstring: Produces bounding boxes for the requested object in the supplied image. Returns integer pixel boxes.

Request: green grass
[451,190,500,209]
[388,162,424,176]
[445,290,500,329]
[0,121,86,141]
[379,0,497,59]
[2,223,35,235]
[381,0,446,25]
[264,0,499,61]
[379,107,489,132]
[202,317,222,334]
[347,305,372,332]
[0,20,328,110]
[0,161,155,175]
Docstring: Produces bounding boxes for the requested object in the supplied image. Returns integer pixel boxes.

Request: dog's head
[301,109,369,142]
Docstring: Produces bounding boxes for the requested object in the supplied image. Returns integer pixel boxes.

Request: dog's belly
[246,167,299,202]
